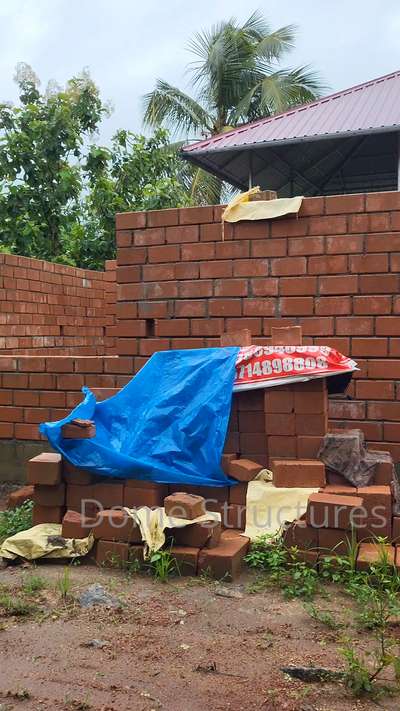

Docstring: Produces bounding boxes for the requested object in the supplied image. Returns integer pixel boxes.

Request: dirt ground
[0,559,398,711]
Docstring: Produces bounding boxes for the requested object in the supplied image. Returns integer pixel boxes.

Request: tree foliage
[0,64,190,269]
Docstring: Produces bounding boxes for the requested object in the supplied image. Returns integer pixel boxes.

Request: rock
[81,639,109,649]
[78,583,123,609]
[215,585,243,599]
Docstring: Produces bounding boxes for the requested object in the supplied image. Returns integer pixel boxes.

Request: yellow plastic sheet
[0,524,94,561]
[222,187,303,223]
[244,481,319,540]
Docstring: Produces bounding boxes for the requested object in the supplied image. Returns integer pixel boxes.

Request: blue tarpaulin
[40,348,239,487]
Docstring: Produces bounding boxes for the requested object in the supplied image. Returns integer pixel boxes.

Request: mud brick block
[221,453,236,475]
[62,419,96,439]
[357,542,395,571]
[271,325,302,345]
[63,460,94,486]
[164,492,206,520]
[96,540,130,568]
[93,509,142,543]
[322,485,358,495]
[268,436,297,459]
[272,459,326,488]
[62,510,95,539]
[220,329,252,346]
[124,484,167,508]
[168,520,221,549]
[296,436,323,459]
[93,481,124,509]
[318,528,352,556]
[7,485,34,509]
[229,459,263,482]
[293,381,328,414]
[170,545,199,575]
[356,485,392,541]
[225,504,246,531]
[27,453,62,486]
[295,413,328,437]
[264,386,294,414]
[284,519,318,549]
[32,504,64,525]
[229,482,248,505]
[34,483,65,507]
[368,450,394,485]
[393,517,400,542]
[66,484,98,517]
[198,530,250,580]
[306,493,364,529]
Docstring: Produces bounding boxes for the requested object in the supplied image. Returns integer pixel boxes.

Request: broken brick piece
[318,528,352,556]
[198,529,250,580]
[34,483,66,507]
[168,520,221,549]
[164,492,206,520]
[63,460,94,486]
[228,459,263,482]
[271,325,302,346]
[123,484,167,509]
[306,493,364,530]
[92,509,142,543]
[7,485,34,510]
[170,545,199,575]
[220,329,252,347]
[27,453,62,486]
[357,542,395,571]
[32,504,64,526]
[284,519,318,549]
[95,540,130,568]
[62,510,95,539]
[62,419,96,439]
[272,459,325,488]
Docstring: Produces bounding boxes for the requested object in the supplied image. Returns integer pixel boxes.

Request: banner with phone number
[233,345,357,391]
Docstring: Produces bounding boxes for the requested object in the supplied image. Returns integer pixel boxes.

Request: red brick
[351,338,387,357]
[92,482,124,509]
[318,528,352,555]
[229,482,248,505]
[209,299,242,317]
[147,208,179,227]
[264,387,294,413]
[280,277,317,295]
[168,520,221,548]
[357,542,395,571]
[319,275,358,294]
[215,240,249,259]
[116,211,146,230]
[229,459,263,482]
[336,317,374,336]
[155,319,190,337]
[14,424,40,440]
[0,357,17,372]
[271,325,302,345]
[384,423,400,442]
[238,411,265,433]
[214,279,248,297]
[61,510,94,538]
[369,360,400,379]
[32,504,64,525]
[179,205,214,224]
[233,259,269,277]
[239,432,267,454]
[138,301,169,319]
[234,220,269,239]
[92,509,142,542]
[393,517,400,542]
[225,504,246,531]
[144,281,177,299]
[309,255,348,275]
[243,299,275,316]
[116,302,138,319]
[265,413,295,436]
[326,234,364,253]
[63,461,94,486]
[366,191,400,211]
[325,194,365,214]
[200,260,232,278]
[2,374,28,389]
[306,493,363,529]
[315,296,351,315]
[270,217,307,238]
[174,300,206,317]
[133,227,164,246]
[350,254,388,273]
[280,297,313,316]
[298,196,324,216]
[366,232,400,252]
[272,459,325,488]
[170,545,199,575]
[180,280,213,298]
[166,225,199,243]
[369,451,394,485]
[7,485,34,509]
[252,239,287,257]
[34,483,65,507]
[198,529,249,579]
[271,257,306,276]
[359,274,399,293]
[17,357,46,372]
[294,384,327,414]
[27,453,62,485]
[285,519,318,549]
[164,492,206,519]
[191,319,224,337]
[354,296,392,315]
[368,401,400,421]
[175,262,199,280]
[123,484,167,508]
[296,413,328,436]
[308,215,347,235]
[148,244,180,263]
[181,243,214,261]
[296,436,323,459]
[249,278,278,296]
[288,237,324,255]
[117,246,146,265]
[329,400,366,420]
[96,540,131,568]
[142,264,174,281]
[355,380,394,400]
[66,484,97,515]
[376,317,400,335]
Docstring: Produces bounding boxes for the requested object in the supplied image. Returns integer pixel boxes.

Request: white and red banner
[233,346,357,392]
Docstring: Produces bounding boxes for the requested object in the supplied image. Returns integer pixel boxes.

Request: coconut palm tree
[143,11,324,203]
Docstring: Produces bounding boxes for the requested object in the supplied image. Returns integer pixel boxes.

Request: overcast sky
[0,0,399,144]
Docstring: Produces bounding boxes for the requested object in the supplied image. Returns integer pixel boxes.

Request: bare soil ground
[0,560,398,711]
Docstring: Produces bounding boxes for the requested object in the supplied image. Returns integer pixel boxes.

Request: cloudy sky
[0,0,399,144]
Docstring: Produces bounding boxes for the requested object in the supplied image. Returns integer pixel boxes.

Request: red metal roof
[182,70,400,155]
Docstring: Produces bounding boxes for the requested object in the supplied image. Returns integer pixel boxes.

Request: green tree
[0,63,106,260]
[143,11,324,202]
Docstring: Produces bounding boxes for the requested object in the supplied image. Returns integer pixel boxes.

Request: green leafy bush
[0,500,33,544]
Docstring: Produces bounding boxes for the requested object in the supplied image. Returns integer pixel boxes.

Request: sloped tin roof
[182,70,400,156]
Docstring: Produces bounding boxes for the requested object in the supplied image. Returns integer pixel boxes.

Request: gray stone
[78,583,123,609]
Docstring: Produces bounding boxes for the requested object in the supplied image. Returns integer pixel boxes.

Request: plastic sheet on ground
[0,524,94,561]
[40,348,239,486]
[244,481,320,540]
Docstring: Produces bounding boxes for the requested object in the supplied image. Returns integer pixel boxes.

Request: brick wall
[0,254,116,355]
[114,191,400,462]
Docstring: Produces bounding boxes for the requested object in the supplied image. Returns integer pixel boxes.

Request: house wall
[114,191,400,462]
[0,254,117,355]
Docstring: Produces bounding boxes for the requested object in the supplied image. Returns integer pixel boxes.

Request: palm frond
[242,10,271,39]
[255,25,296,61]
[142,80,212,135]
